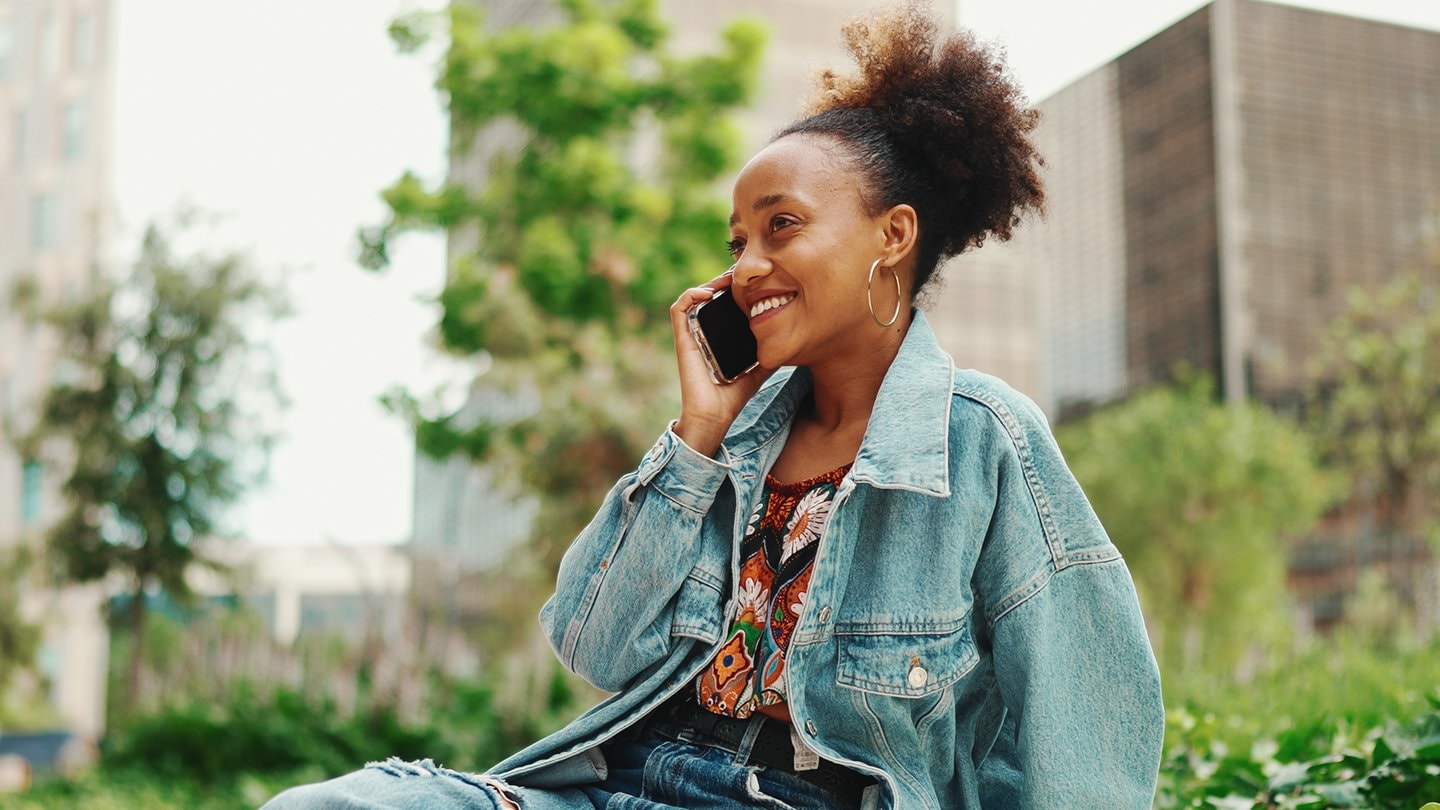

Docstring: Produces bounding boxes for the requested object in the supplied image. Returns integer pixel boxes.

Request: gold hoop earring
[866,259,901,328]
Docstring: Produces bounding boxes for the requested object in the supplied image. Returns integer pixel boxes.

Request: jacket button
[908,664,929,689]
[805,719,818,736]
[817,607,831,623]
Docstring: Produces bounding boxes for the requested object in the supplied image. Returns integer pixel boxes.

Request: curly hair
[776,1,1045,295]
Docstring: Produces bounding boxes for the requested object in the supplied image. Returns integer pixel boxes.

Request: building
[411,0,957,624]
[933,0,1440,419]
[929,0,1440,629]
[0,0,116,743]
[196,542,412,648]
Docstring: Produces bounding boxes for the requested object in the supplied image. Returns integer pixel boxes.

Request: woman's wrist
[673,415,729,458]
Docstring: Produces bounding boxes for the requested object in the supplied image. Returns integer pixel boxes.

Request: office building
[929,0,1440,628]
[0,0,116,743]
[933,0,1440,420]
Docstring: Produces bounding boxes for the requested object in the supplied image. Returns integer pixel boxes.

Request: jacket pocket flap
[670,571,724,644]
[835,619,979,697]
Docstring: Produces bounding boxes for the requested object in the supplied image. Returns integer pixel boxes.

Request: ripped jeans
[258,725,865,810]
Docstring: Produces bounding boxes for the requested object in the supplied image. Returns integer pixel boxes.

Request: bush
[1163,632,1440,757]
[1159,700,1440,808]
[100,682,466,783]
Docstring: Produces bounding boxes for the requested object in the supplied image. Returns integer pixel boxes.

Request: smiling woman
[262,2,1164,808]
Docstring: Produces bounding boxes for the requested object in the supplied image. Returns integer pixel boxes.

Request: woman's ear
[881,204,919,266]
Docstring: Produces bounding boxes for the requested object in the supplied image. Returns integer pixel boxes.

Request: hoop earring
[866,259,901,328]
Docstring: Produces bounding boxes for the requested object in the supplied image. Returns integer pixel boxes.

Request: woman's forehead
[730,135,860,216]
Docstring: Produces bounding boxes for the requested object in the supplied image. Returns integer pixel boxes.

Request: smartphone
[688,288,759,384]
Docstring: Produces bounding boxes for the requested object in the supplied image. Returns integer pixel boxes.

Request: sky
[112,0,1440,547]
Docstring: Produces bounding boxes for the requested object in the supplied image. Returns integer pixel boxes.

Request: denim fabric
[260,728,856,810]
[267,311,1163,809]
[486,311,1164,809]
[260,757,520,809]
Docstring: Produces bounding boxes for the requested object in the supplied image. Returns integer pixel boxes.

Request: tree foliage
[1306,271,1440,541]
[1161,700,1440,809]
[13,218,285,709]
[364,0,764,580]
[0,545,42,723]
[1056,375,1336,679]
[1304,261,1440,637]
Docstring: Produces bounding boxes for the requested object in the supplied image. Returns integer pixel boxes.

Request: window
[32,193,57,248]
[62,102,86,159]
[0,18,13,77]
[21,460,43,525]
[13,108,27,168]
[39,15,59,79]
[72,14,94,70]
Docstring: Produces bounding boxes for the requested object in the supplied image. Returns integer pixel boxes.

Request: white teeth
[749,294,795,318]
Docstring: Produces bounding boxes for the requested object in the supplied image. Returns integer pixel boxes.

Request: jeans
[260,726,862,809]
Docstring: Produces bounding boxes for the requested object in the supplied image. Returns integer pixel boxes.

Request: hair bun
[784,1,1044,292]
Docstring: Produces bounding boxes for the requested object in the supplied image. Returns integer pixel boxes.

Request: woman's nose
[732,252,770,290]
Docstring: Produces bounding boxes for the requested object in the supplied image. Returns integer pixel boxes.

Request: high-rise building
[0,0,116,744]
[929,0,1440,629]
[932,0,1440,420]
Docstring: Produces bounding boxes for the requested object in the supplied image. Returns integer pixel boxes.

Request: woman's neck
[800,316,910,434]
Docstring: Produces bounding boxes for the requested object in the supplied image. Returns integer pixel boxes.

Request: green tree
[364,2,764,598]
[1306,269,1440,623]
[13,218,285,712]
[0,545,42,724]
[1056,375,1335,680]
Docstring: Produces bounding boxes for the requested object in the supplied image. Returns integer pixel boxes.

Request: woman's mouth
[749,293,795,319]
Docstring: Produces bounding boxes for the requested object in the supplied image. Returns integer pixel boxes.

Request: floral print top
[696,463,851,718]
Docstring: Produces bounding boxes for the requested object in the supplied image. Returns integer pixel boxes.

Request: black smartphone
[688,288,759,384]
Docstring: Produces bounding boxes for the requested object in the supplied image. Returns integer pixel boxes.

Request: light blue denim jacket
[491,311,1164,809]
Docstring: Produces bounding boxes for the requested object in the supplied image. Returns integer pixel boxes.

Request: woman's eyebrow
[729,193,796,226]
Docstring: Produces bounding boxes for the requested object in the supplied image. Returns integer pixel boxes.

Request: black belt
[647,693,876,807]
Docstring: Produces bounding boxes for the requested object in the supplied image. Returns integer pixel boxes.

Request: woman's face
[727,135,903,371]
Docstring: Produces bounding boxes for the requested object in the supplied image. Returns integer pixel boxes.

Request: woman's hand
[670,269,773,457]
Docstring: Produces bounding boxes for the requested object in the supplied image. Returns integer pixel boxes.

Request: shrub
[1159,700,1440,808]
[102,683,458,783]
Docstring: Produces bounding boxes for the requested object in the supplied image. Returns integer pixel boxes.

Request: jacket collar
[723,310,954,497]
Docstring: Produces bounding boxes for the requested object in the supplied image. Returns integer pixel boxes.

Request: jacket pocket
[834,616,979,697]
[670,569,725,645]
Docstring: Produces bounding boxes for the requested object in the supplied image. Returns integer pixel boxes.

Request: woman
[265,4,1163,808]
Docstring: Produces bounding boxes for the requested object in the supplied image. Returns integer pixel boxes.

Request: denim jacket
[491,311,1165,809]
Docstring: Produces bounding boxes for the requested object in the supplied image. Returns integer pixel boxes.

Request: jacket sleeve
[539,426,731,692]
[978,396,1165,808]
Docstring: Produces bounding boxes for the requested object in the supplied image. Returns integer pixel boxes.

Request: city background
[1,0,1439,806]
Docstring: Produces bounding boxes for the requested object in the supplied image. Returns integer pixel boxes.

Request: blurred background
[1,0,1438,806]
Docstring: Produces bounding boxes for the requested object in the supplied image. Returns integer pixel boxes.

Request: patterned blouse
[696,463,851,718]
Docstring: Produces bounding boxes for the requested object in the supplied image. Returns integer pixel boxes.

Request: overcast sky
[112,0,1440,547]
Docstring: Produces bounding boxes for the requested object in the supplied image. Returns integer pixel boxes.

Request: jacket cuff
[628,422,731,513]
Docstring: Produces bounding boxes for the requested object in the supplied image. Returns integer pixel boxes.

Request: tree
[0,545,42,723]
[13,217,285,711]
[1305,266,1440,632]
[1055,375,1336,680]
[365,2,764,594]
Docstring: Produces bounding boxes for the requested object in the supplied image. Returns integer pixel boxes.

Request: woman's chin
[755,347,788,371]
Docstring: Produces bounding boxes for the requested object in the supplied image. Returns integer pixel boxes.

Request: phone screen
[691,289,758,383]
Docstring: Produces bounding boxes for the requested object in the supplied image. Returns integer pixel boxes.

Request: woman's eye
[770,215,797,233]
[725,238,745,257]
